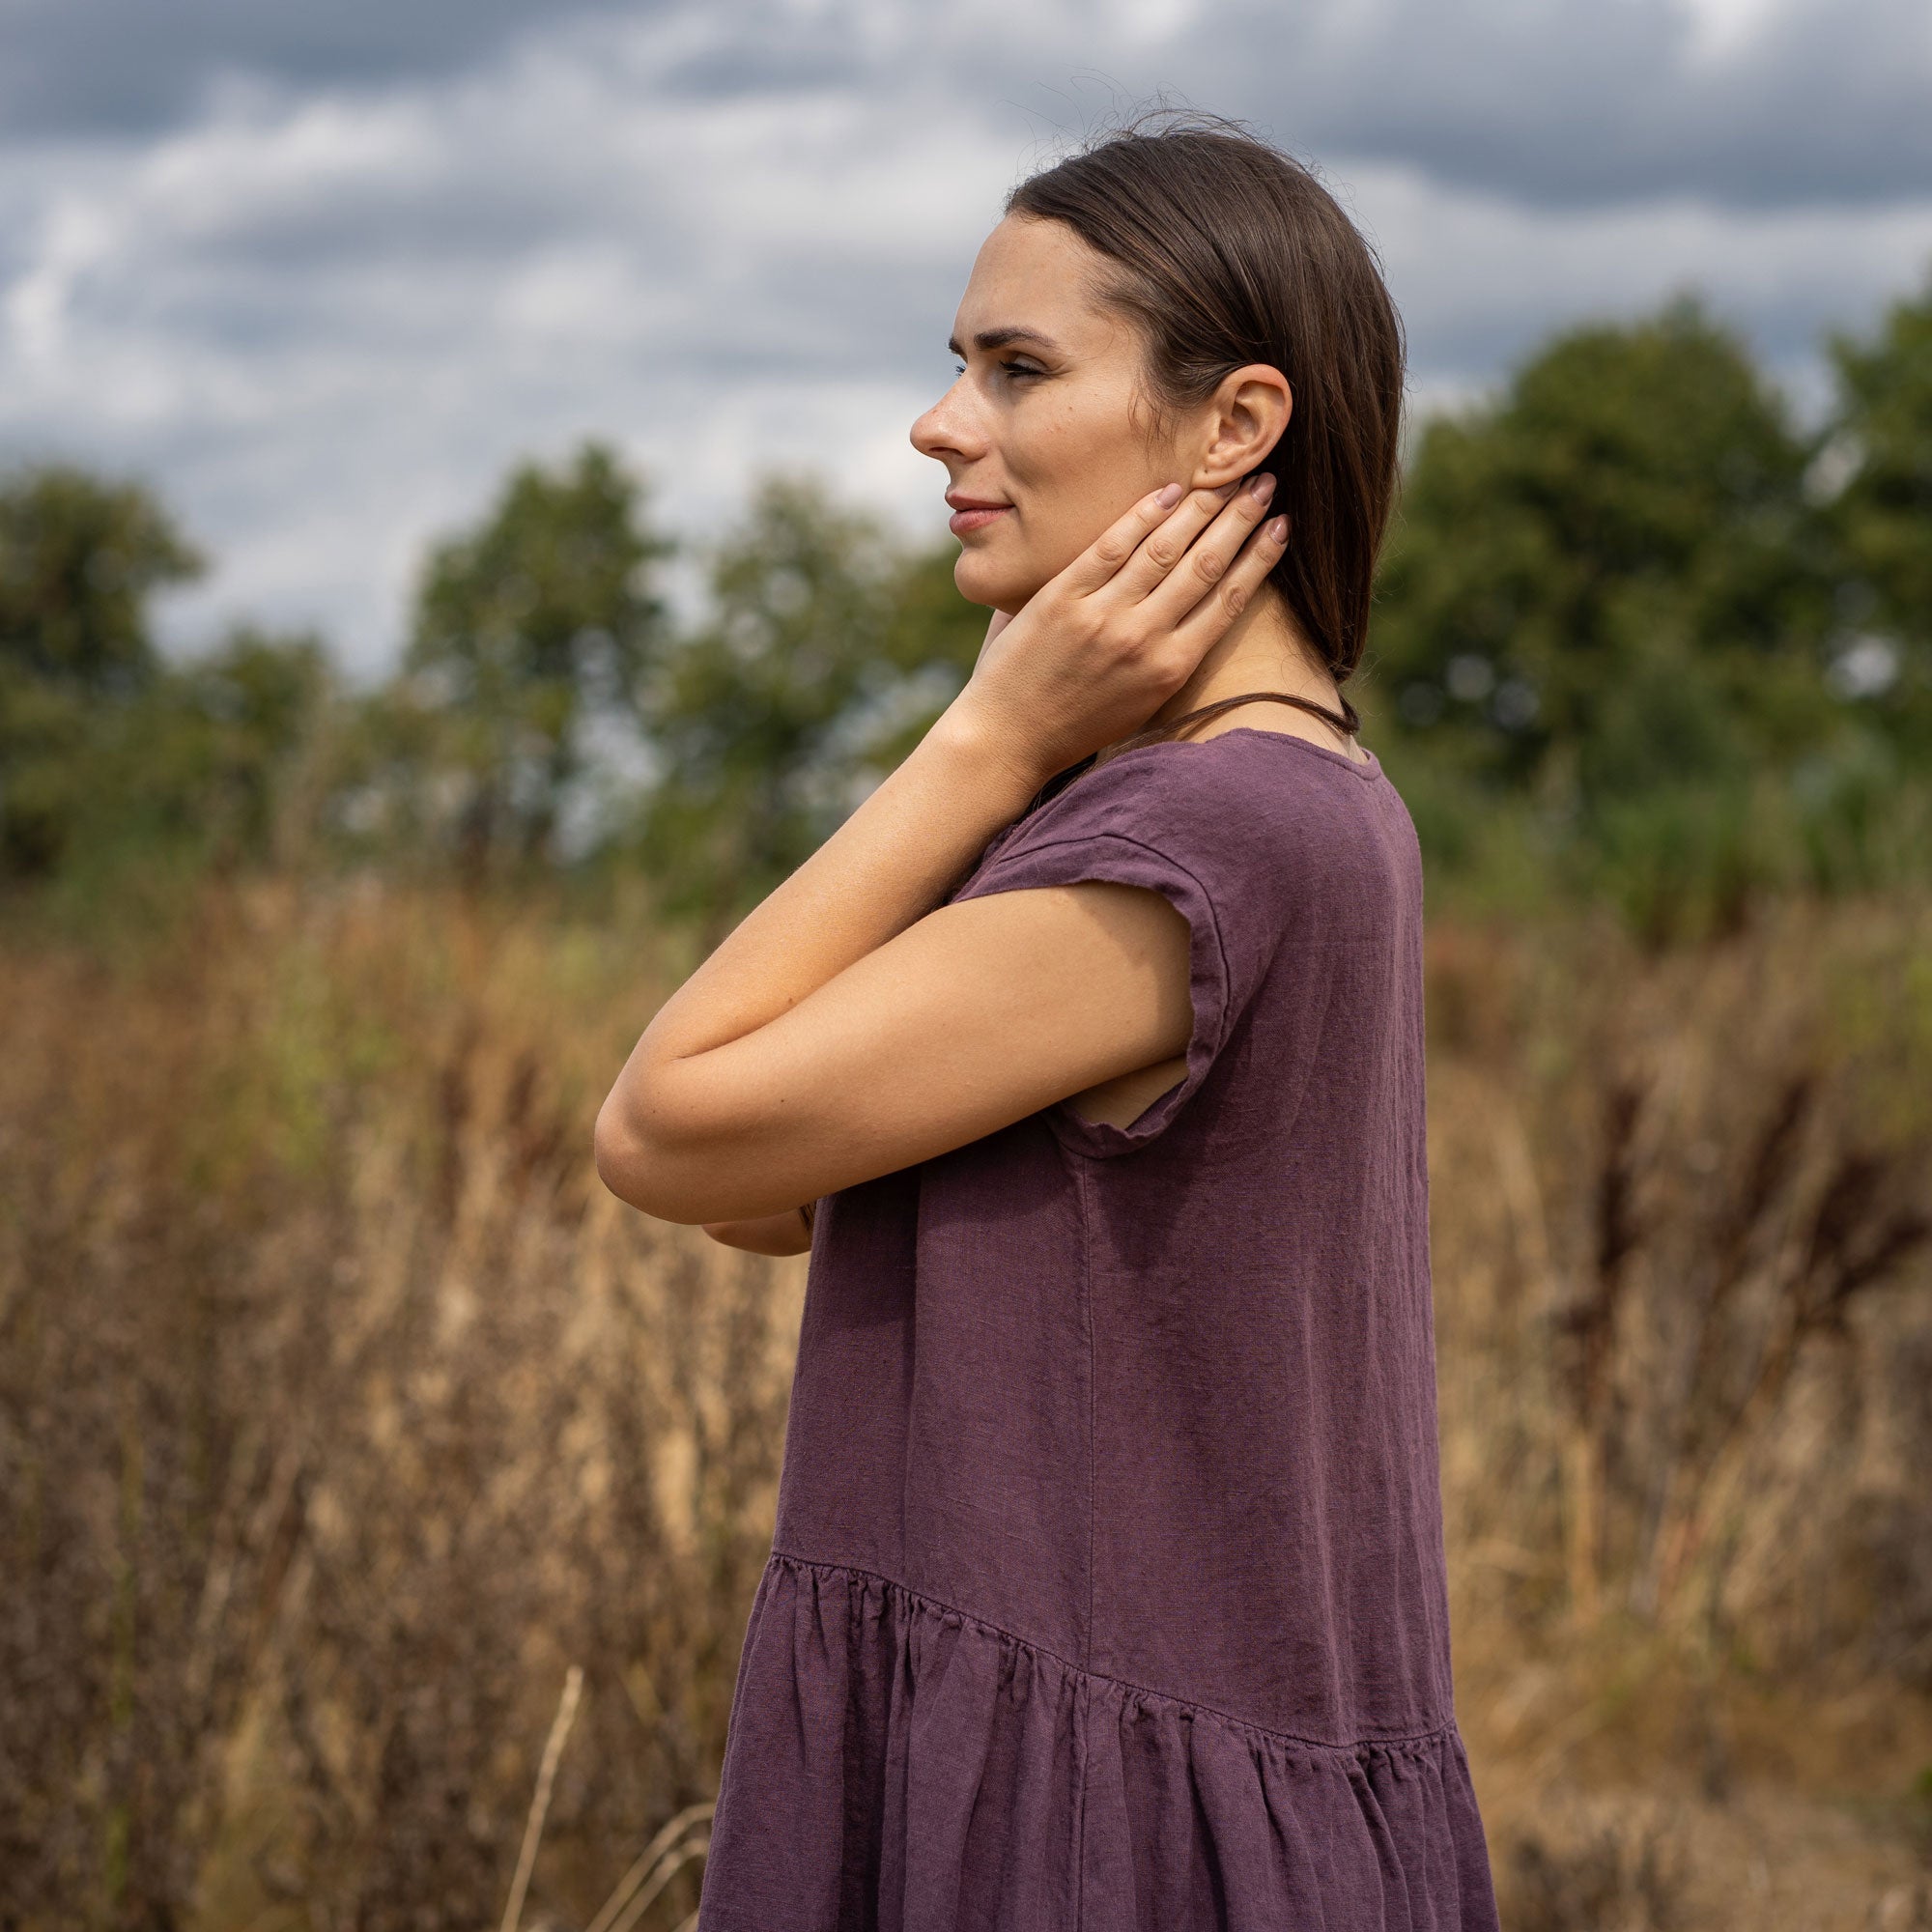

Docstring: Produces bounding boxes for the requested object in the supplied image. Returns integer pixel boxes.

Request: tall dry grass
[1426,897,1932,1928]
[1,876,795,1931]
[3,875,1930,1930]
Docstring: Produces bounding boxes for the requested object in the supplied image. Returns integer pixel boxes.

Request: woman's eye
[952,358,1044,383]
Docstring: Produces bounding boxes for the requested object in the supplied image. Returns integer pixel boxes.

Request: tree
[632,475,980,933]
[0,465,204,874]
[4,622,337,891]
[1824,265,1932,758]
[131,626,337,870]
[0,464,203,696]
[1372,298,1837,816]
[403,441,672,874]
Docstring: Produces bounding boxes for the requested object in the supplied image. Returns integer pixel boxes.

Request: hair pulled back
[1007,113,1406,741]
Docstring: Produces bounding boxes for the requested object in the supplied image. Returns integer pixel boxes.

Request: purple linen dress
[697,729,1502,1931]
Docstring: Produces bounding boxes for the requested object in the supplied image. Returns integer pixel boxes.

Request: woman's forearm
[600,703,1047,1144]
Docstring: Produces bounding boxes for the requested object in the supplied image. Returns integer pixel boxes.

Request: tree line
[2,277,1927,944]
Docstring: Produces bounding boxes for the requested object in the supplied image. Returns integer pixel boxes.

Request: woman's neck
[1149,583,1346,733]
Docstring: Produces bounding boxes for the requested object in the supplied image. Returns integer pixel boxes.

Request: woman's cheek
[1030,504,1098,585]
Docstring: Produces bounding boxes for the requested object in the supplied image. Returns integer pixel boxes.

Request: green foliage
[0,464,202,697]
[0,456,338,911]
[0,465,208,877]
[628,475,975,931]
[0,668,92,876]
[403,440,672,874]
[5,627,336,940]
[1824,269,1932,756]
[127,627,335,863]
[1375,298,1835,810]
[1368,294,1932,940]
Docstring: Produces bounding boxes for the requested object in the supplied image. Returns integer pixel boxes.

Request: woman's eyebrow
[946,326,1065,357]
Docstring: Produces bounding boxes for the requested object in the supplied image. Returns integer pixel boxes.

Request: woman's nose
[911,385,983,464]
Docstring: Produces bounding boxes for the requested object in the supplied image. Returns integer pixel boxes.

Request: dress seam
[1073,1154,1095,1932]
[1074,1672,1091,1932]
[1076,1154,1097,1675]
[763,1548,1460,1757]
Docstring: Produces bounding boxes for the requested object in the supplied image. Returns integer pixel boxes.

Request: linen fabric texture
[696,729,1501,1932]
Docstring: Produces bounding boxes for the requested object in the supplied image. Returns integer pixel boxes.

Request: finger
[1056,482,1187,595]
[1139,472,1280,627]
[1163,513,1291,660]
[1100,481,1244,601]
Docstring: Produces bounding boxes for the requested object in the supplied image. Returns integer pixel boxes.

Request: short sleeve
[947,739,1292,1159]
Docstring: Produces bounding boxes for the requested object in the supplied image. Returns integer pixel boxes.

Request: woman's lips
[948,504,1011,535]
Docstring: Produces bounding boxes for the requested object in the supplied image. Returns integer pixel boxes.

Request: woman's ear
[1189,364,1293,490]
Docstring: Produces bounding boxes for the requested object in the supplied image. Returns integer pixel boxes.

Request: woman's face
[910,214,1193,613]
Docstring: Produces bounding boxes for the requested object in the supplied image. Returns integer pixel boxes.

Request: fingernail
[1266,515,1289,541]
[1155,483,1183,508]
[1248,472,1276,501]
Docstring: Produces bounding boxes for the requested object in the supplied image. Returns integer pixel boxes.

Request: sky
[4,0,1931,679]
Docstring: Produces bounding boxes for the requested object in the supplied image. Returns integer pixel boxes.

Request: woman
[597,116,1501,1931]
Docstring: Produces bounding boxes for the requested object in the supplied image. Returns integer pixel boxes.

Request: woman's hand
[949,474,1288,783]
[700,1207,813,1256]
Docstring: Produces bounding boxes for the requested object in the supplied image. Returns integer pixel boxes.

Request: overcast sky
[5,0,1931,677]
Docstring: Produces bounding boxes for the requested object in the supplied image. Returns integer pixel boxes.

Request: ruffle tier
[698,1553,1500,1932]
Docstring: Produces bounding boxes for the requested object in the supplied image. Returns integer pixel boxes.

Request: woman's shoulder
[955,726,1404,922]
[1016,727,1390,857]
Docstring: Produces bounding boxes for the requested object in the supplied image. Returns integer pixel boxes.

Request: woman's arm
[700,1206,814,1256]
[595,476,1286,1225]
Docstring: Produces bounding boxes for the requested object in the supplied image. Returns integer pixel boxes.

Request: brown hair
[1006,112,1406,759]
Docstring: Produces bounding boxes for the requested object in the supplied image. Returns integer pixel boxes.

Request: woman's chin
[952,549,1044,613]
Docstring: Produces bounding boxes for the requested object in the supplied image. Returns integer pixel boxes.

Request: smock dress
[696,727,1502,1932]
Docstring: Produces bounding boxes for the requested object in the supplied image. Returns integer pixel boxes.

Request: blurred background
[3,2,1930,1928]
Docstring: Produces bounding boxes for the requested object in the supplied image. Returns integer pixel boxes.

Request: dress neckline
[1136,725,1384,781]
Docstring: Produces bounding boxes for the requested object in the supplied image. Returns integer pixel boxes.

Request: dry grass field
[4,875,1930,1931]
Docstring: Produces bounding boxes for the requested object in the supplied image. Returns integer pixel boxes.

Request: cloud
[13,0,1932,209]
[0,0,1928,673]
[1201,0,1932,210]
[0,0,641,137]
[0,29,1022,669]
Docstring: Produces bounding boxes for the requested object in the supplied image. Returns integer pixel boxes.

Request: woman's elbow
[594,1092,696,1221]
[594,1089,770,1224]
